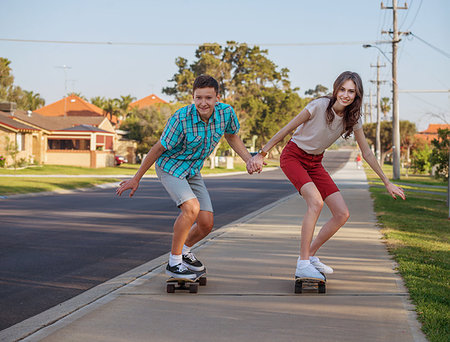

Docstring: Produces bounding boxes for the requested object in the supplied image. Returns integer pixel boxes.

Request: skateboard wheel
[189,283,199,293]
[318,283,326,293]
[167,284,175,293]
[294,281,303,294]
[199,277,207,286]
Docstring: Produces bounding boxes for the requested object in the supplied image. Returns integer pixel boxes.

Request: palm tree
[380,97,391,121]
[19,90,45,111]
[103,98,121,121]
[118,95,136,119]
[90,96,107,109]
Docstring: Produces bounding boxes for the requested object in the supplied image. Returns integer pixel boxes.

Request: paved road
[0,150,351,331]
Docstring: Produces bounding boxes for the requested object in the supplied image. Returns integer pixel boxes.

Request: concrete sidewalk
[2,161,426,342]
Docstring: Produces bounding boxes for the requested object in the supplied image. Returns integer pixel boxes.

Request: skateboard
[294,275,326,294]
[166,271,207,293]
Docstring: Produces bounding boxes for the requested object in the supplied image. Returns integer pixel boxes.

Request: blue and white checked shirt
[156,102,240,179]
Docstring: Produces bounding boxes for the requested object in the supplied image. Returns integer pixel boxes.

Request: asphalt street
[0,150,350,331]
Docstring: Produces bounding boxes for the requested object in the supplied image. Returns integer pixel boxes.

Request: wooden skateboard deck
[295,275,326,294]
[166,271,207,293]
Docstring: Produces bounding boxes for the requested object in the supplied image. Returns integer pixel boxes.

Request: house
[35,94,120,126]
[0,104,118,168]
[0,103,42,166]
[129,94,168,109]
[415,124,450,144]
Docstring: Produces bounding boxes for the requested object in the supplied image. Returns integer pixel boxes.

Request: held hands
[386,182,406,200]
[116,178,140,197]
[246,154,266,174]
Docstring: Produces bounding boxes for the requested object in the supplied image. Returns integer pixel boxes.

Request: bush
[0,155,5,168]
[411,144,432,174]
[430,129,449,181]
[18,157,28,168]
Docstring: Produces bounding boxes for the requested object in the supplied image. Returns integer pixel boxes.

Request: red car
[115,155,128,166]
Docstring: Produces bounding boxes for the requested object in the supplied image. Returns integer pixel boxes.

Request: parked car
[115,155,128,166]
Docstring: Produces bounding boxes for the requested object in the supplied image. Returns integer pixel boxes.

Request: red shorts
[280,140,339,200]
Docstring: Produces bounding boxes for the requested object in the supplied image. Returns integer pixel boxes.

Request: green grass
[364,163,450,342]
[0,159,280,176]
[0,159,280,195]
[0,164,144,175]
[0,177,119,196]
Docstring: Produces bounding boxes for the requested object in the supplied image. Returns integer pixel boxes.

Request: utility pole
[370,56,387,165]
[382,0,408,179]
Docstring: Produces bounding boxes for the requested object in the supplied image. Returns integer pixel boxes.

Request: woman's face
[336,79,357,107]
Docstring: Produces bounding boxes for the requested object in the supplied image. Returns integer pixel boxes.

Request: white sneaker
[310,257,333,274]
[295,264,325,281]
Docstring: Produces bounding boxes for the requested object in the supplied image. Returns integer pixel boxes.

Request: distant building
[129,94,168,110]
[0,102,133,168]
[35,94,119,126]
[415,124,450,144]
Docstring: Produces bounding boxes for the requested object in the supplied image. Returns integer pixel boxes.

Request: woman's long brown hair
[325,71,364,139]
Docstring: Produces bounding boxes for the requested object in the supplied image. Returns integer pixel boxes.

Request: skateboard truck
[294,274,326,294]
[166,271,207,293]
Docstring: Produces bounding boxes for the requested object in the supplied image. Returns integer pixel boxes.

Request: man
[116,75,261,279]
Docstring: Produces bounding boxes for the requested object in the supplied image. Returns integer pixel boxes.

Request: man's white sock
[182,244,191,255]
[169,253,182,267]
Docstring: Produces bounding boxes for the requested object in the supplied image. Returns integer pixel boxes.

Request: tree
[4,136,19,170]
[380,97,391,121]
[162,42,305,154]
[363,120,417,166]
[21,90,45,111]
[0,58,14,101]
[430,128,449,181]
[411,143,432,174]
[305,84,329,97]
[103,98,121,121]
[90,96,107,109]
[117,95,136,119]
[68,92,87,100]
[0,57,46,111]
[120,104,177,155]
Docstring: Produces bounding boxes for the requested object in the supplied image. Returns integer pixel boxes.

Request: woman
[248,71,405,280]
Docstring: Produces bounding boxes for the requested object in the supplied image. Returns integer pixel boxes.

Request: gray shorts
[155,164,213,212]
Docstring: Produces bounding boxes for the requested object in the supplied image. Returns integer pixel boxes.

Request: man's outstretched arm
[116,141,166,197]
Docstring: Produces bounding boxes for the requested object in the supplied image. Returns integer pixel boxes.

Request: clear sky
[1,0,449,131]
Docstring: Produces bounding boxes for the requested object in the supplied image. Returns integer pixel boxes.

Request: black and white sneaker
[182,251,205,272]
[166,263,197,280]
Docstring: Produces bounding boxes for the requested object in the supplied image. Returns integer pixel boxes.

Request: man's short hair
[193,75,219,94]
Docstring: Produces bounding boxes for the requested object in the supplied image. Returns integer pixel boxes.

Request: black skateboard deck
[166,271,207,293]
[295,275,326,294]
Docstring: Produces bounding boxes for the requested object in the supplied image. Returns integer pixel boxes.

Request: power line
[0,38,390,47]
[405,0,424,31]
[409,32,450,59]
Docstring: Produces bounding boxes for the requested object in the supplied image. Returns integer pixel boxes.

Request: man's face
[193,87,219,118]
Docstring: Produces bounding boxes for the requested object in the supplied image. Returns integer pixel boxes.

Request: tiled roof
[0,112,40,132]
[3,110,107,131]
[415,124,450,144]
[34,94,119,124]
[129,94,168,109]
[35,94,104,117]
[419,124,450,134]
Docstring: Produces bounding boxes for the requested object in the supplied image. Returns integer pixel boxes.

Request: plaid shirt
[157,102,240,179]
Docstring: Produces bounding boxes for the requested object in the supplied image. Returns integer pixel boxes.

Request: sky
[1,0,449,131]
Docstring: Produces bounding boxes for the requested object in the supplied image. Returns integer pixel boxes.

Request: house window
[48,139,90,150]
[16,133,24,151]
[105,136,113,150]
